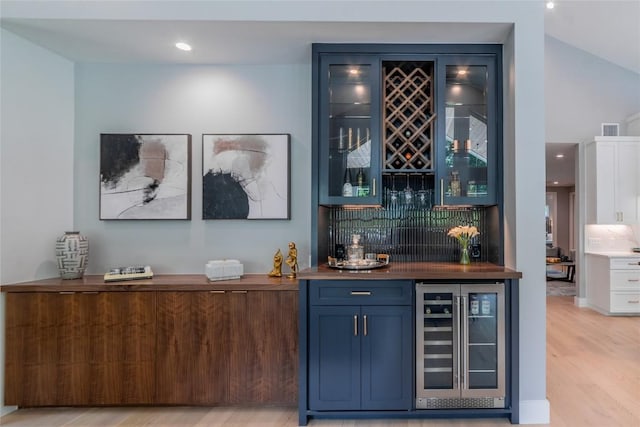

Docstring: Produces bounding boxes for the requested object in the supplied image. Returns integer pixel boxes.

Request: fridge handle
[455,295,461,391]
[461,295,468,390]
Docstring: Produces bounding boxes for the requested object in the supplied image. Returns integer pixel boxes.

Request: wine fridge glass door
[461,285,505,398]
[416,285,460,399]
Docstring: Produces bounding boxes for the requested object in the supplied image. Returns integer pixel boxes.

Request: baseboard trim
[0,405,18,417]
[518,399,550,424]
[575,296,588,307]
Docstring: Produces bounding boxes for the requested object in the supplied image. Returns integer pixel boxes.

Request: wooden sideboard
[2,274,298,407]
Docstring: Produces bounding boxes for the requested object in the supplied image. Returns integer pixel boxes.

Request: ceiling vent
[601,123,619,136]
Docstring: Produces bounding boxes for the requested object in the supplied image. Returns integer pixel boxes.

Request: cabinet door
[318,54,382,205]
[5,292,85,406]
[228,290,298,404]
[360,305,412,410]
[616,141,639,224]
[155,291,229,404]
[90,292,156,404]
[436,57,498,206]
[587,138,640,224]
[5,292,156,406]
[308,305,361,410]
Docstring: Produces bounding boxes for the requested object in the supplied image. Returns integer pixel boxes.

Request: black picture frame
[202,133,291,220]
[99,133,192,220]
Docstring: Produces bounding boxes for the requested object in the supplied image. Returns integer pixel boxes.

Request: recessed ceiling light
[555,153,564,158]
[175,42,192,51]
[546,1,554,9]
[457,69,467,76]
[553,181,559,185]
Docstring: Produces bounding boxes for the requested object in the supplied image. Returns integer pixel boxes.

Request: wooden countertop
[0,274,299,292]
[299,261,522,280]
[1,263,522,292]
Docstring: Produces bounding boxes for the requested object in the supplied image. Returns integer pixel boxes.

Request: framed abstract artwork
[100,133,192,220]
[202,134,290,220]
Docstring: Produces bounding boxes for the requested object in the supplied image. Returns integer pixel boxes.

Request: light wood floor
[2,296,638,427]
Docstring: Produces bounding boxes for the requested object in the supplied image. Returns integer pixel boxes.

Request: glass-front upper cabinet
[437,57,498,206]
[317,55,382,205]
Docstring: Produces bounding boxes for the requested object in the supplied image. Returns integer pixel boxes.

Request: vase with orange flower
[447,225,480,265]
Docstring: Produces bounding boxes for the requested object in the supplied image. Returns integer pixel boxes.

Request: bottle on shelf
[450,171,461,197]
[481,294,491,315]
[348,127,353,150]
[338,127,345,152]
[467,180,477,196]
[342,168,353,197]
[356,168,365,188]
[470,294,480,315]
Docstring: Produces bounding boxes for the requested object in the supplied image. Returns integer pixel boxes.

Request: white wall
[545,35,640,143]
[0,28,75,415]
[502,16,549,423]
[74,63,312,274]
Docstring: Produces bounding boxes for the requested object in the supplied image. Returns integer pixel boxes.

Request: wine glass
[389,175,398,206]
[404,174,413,205]
[417,175,427,206]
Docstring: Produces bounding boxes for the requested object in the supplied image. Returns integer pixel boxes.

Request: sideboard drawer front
[610,292,640,313]
[309,280,413,305]
[611,271,640,291]
[610,258,640,270]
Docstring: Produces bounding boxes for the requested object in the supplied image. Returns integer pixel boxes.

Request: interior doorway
[545,143,579,295]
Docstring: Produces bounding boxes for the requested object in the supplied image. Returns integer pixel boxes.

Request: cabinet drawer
[610,258,640,269]
[610,292,640,313]
[611,271,640,291]
[309,280,413,305]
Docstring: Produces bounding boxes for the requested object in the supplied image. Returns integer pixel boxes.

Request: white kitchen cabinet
[586,254,640,315]
[585,137,640,225]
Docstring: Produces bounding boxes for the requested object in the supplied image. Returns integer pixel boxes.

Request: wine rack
[383,62,435,171]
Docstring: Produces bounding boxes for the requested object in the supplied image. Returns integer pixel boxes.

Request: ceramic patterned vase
[56,231,89,279]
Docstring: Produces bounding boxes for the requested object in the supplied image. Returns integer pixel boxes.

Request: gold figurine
[268,248,283,277]
[285,241,298,279]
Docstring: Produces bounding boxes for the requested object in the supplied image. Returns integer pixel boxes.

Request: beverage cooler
[415,282,505,409]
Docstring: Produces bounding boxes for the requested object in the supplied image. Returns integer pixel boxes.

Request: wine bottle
[450,171,461,197]
[342,168,353,197]
[470,294,479,315]
[481,295,491,315]
[356,168,364,187]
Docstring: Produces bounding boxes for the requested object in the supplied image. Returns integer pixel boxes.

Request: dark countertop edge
[0,274,299,292]
[298,262,523,280]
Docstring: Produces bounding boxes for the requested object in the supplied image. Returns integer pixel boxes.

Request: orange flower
[447,225,480,247]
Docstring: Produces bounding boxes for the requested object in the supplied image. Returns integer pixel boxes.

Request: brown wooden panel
[58,293,93,405]
[228,291,298,404]
[4,293,58,406]
[89,292,156,404]
[155,291,229,404]
[5,292,156,406]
